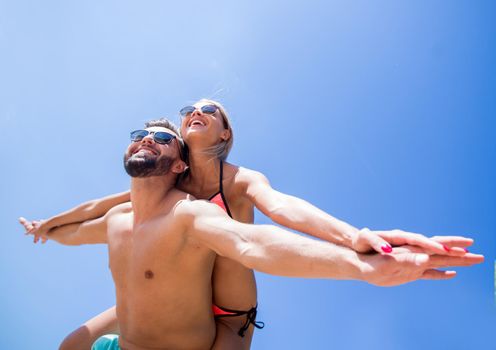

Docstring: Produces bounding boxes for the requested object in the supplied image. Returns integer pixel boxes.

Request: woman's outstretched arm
[239,167,467,255]
[23,191,130,242]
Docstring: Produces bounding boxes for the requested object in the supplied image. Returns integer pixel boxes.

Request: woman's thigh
[58,306,257,350]
[211,319,254,350]
[59,306,118,350]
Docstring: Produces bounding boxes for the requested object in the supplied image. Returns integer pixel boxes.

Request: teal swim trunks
[91,334,120,350]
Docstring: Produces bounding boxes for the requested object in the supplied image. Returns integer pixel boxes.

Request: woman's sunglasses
[130,130,176,145]
[179,104,218,117]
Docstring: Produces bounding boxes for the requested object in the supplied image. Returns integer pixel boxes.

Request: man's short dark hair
[144,118,188,162]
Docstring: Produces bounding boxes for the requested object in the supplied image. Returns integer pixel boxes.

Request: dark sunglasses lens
[131,130,148,141]
[201,105,217,114]
[154,132,175,144]
[179,106,195,116]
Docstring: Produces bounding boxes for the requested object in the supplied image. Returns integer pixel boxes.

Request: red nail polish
[464,248,469,253]
[381,245,392,253]
[443,244,450,252]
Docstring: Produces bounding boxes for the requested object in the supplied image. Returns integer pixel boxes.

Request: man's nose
[141,134,155,144]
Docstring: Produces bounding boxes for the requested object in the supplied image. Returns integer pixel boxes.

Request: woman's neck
[186,151,222,189]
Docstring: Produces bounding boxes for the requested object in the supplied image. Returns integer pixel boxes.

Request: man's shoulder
[107,202,132,217]
[173,197,225,220]
[170,188,196,201]
[169,189,197,214]
[174,197,211,214]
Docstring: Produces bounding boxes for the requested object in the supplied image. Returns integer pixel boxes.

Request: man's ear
[172,159,187,174]
[220,129,231,141]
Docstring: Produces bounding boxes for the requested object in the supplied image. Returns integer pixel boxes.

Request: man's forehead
[145,126,178,137]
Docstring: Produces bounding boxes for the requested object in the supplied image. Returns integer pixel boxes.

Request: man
[21,119,483,350]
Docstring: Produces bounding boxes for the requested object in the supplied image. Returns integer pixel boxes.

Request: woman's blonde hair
[194,98,234,161]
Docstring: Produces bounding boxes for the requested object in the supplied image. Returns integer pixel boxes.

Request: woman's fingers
[19,217,34,234]
[378,230,447,254]
[430,236,474,250]
[357,228,393,254]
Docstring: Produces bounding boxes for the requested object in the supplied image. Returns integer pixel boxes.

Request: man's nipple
[144,270,154,279]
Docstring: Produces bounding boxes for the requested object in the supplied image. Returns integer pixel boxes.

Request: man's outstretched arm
[181,200,484,286]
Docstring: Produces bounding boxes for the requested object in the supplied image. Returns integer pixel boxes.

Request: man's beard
[124,152,174,178]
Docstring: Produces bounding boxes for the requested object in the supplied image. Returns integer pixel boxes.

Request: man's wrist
[342,249,367,281]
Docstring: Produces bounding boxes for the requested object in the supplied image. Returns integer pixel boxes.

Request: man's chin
[123,153,173,178]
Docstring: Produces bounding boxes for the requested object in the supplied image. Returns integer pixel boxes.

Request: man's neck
[130,175,176,222]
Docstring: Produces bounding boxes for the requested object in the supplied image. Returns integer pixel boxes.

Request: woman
[23,99,467,349]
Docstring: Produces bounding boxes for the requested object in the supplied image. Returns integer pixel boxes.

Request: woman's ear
[220,129,231,141]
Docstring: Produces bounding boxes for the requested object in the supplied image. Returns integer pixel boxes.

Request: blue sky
[1,1,495,349]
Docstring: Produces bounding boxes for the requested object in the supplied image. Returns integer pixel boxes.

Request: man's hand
[351,228,470,256]
[360,245,484,287]
[19,217,49,244]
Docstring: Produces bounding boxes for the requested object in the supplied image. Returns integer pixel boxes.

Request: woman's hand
[19,217,49,244]
[351,228,470,256]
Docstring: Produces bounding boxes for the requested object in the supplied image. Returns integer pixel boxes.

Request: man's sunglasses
[179,104,218,117]
[130,130,176,145]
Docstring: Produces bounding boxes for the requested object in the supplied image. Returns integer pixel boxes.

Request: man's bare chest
[105,215,186,287]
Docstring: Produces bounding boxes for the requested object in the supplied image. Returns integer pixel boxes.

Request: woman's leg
[211,318,255,350]
[59,306,118,350]
[59,306,256,350]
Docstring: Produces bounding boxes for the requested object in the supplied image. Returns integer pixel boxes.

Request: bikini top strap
[219,160,224,192]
